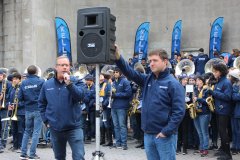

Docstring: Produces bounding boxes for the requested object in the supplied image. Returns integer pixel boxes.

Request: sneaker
[16,149,21,153]
[20,154,29,160]
[0,148,4,153]
[122,146,128,150]
[201,150,208,157]
[29,154,40,160]
[182,149,187,155]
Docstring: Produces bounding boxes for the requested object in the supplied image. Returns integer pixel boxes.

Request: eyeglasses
[114,71,119,73]
[56,64,70,67]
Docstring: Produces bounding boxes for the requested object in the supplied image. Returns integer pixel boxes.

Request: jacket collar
[151,68,170,80]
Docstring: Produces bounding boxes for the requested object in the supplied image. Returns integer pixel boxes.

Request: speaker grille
[80,33,103,58]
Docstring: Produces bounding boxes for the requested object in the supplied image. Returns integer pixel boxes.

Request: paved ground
[1,138,240,160]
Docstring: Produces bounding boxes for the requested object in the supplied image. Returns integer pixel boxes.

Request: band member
[115,46,185,159]
[83,74,95,142]
[111,67,132,150]
[194,48,209,75]
[99,74,111,146]
[19,65,44,159]
[7,72,25,152]
[38,55,85,160]
[228,49,239,68]
[229,69,240,155]
[177,74,190,155]
[207,63,233,160]
[0,70,12,150]
[193,75,212,157]
[204,72,219,150]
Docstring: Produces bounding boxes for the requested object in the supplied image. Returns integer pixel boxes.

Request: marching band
[0,48,240,160]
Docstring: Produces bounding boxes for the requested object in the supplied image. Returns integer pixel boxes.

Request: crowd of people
[0,47,239,160]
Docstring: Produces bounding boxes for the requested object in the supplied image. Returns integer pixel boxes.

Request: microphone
[63,72,69,81]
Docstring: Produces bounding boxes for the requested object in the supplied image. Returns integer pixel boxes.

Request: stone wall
[1,0,240,73]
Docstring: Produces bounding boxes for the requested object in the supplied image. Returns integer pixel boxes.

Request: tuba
[72,64,89,80]
[233,57,240,69]
[43,68,56,80]
[205,58,225,73]
[175,59,195,76]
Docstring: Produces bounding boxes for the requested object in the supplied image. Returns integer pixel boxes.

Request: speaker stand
[91,64,105,160]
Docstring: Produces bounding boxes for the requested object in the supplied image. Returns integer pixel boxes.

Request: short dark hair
[27,65,37,75]
[148,49,168,60]
[199,48,204,52]
[212,63,228,77]
[12,72,22,80]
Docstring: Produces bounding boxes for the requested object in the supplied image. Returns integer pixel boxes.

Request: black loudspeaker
[77,7,116,64]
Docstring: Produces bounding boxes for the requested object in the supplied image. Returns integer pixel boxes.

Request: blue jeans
[21,111,42,157]
[50,127,85,160]
[193,114,211,150]
[111,108,127,147]
[231,118,240,150]
[144,133,177,160]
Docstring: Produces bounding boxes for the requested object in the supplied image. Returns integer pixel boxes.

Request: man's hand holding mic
[63,72,71,85]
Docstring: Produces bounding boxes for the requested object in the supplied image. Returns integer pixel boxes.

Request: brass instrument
[185,85,197,119]
[176,59,195,76]
[186,103,197,119]
[73,64,89,80]
[43,68,56,80]
[129,87,140,116]
[233,57,240,69]
[11,85,20,121]
[204,58,225,73]
[0,80,7,109]
[206,97,215,112]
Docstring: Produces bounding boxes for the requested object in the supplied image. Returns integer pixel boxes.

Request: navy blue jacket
[111,76,132,110]
[8,86,25,116]
[38,76,85,131]
[194,53,209,75]
[212,76,233,115]
[228,55,237,68]
[232,84,240,118]
[116,56,185,137]
[18,75,44,112]
[83,83,95,112]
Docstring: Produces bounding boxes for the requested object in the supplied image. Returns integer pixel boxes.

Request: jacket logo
[24,84,37,89]
[216,87,221,90]
[46,88,54,90]
[159,86,168,89]
[148,84,151,87]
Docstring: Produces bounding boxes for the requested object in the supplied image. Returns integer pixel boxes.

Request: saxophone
[186,87,197,119]
[129,87,140,116]
[206,85,215,112]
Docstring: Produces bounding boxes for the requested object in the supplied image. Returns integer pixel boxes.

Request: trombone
[10,86,20,121]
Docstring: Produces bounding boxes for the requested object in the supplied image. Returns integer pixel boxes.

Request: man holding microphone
[38,55,85,160]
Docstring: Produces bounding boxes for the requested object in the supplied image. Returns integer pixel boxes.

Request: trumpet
[0,80,7,109]
[206,97,215,112]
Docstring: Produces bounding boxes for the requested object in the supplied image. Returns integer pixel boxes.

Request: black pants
[217,114,231,157]
[178,114,190,150]
[209,112,218,145]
